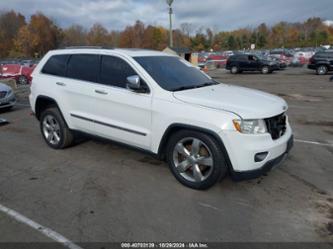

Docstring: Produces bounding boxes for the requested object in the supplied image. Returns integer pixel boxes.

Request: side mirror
[126,75,141,91]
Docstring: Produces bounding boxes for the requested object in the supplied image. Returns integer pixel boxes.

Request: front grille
[0,91,7,98]
[265,113,287,140]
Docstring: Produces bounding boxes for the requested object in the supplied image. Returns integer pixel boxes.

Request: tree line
[0,10,332,58]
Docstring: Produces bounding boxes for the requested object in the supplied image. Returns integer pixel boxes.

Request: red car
[206,55,227,68]
[0,62,36,85]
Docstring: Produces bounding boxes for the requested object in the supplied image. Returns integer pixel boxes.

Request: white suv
[29,47,293,189]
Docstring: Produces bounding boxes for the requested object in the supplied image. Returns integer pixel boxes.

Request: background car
[308,51,333,75]
[0,61,36,85]
[226,54,279,74]
[0,82,16,111]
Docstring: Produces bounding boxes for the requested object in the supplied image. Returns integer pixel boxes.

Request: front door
[89,55,152,150]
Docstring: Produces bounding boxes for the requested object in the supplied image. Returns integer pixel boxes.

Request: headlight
[233,119,267,134]
[7,89,12,96]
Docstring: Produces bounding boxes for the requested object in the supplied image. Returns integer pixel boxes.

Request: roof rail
[63,46,113,49]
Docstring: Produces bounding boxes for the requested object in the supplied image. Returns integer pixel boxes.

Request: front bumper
[219,122,293,175]
[231,135,293,180]
[307,64,316,70]
[0,94,16,108]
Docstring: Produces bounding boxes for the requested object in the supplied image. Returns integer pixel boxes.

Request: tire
[316,65,328,75]
[17,75,28,85]
[40,107,74,149]
[261,66,269,74]
[166,130,228,190]
[230,66,239,74]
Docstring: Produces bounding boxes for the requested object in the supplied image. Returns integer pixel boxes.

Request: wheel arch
[157,123,233,171]
[35,95,62,120]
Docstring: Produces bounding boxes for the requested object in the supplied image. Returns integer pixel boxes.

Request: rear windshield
[134,56,214,91]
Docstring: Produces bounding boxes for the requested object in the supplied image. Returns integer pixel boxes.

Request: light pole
[166,0,174,48]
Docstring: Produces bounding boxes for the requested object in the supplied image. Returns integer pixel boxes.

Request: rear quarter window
[41,54,69,76]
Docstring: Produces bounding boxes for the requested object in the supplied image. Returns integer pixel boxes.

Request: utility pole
[166,0,174,48]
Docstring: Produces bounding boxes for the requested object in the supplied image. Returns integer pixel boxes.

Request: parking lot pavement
[0,67,332,244]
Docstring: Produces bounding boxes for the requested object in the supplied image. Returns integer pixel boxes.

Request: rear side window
[315,53,326,58]
[41,55,69,76]
[100,56,136,88]
[67,54,99,82]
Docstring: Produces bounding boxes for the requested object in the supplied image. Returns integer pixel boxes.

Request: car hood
[173,84,288,119]
[0,82,11,92]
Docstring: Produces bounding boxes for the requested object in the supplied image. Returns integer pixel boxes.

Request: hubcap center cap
[188,155,197,164]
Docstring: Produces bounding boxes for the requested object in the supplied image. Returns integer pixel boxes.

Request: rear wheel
[230,66,239,74]
[17,75,28,85]
[166,130,227,190]
[40,107,74,149]
[316,65,328,75]
[261,66,270,74]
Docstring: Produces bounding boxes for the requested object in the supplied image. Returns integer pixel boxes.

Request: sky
[0,0,332,32]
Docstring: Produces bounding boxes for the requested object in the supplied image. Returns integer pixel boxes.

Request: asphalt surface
[0,68,332,245]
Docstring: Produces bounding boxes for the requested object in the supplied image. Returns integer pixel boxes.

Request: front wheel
[40,107,74,149]
[166,130,228,190]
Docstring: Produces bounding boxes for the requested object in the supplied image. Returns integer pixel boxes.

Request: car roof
[49,47,174,58]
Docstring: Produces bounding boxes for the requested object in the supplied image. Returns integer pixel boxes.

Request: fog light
[254,152,268,162]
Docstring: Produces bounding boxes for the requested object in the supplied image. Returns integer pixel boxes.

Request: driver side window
[100,56,136,88]
[248,55,257,61]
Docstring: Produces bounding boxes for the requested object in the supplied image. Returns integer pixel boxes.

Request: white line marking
[198,202,221,211]
[295,139,333,147]
[0,203,83,249]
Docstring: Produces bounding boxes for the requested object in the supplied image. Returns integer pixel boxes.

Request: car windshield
[134,56,217,91]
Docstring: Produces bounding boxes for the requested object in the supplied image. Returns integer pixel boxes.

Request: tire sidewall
[40,108,65,149]
[166,130,227,190]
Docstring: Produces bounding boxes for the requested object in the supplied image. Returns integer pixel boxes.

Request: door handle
[95,89,108,95]
[56,82,66,86]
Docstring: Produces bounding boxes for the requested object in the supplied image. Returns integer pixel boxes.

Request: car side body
[29,48,293,189]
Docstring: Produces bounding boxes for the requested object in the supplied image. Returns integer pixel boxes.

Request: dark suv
[226,54,279,74]
[308,52,333,75]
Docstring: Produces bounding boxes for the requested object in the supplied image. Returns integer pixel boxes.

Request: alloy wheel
[18,76,28,85]
[317,66,327,75]
[172,137,214,182]
[42,115,61,145]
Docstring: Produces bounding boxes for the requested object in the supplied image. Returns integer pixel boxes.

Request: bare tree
[180,22,193,37]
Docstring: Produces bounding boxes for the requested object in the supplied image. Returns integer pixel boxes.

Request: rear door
[51,53,99,133]
[89,55,152,150]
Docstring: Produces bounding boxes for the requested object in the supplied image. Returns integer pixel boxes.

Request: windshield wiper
[196,81,219,88]
[172,81,218,92]
[172,85,198,91]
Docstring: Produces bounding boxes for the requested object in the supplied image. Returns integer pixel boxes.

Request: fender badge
[282,105,287,111]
